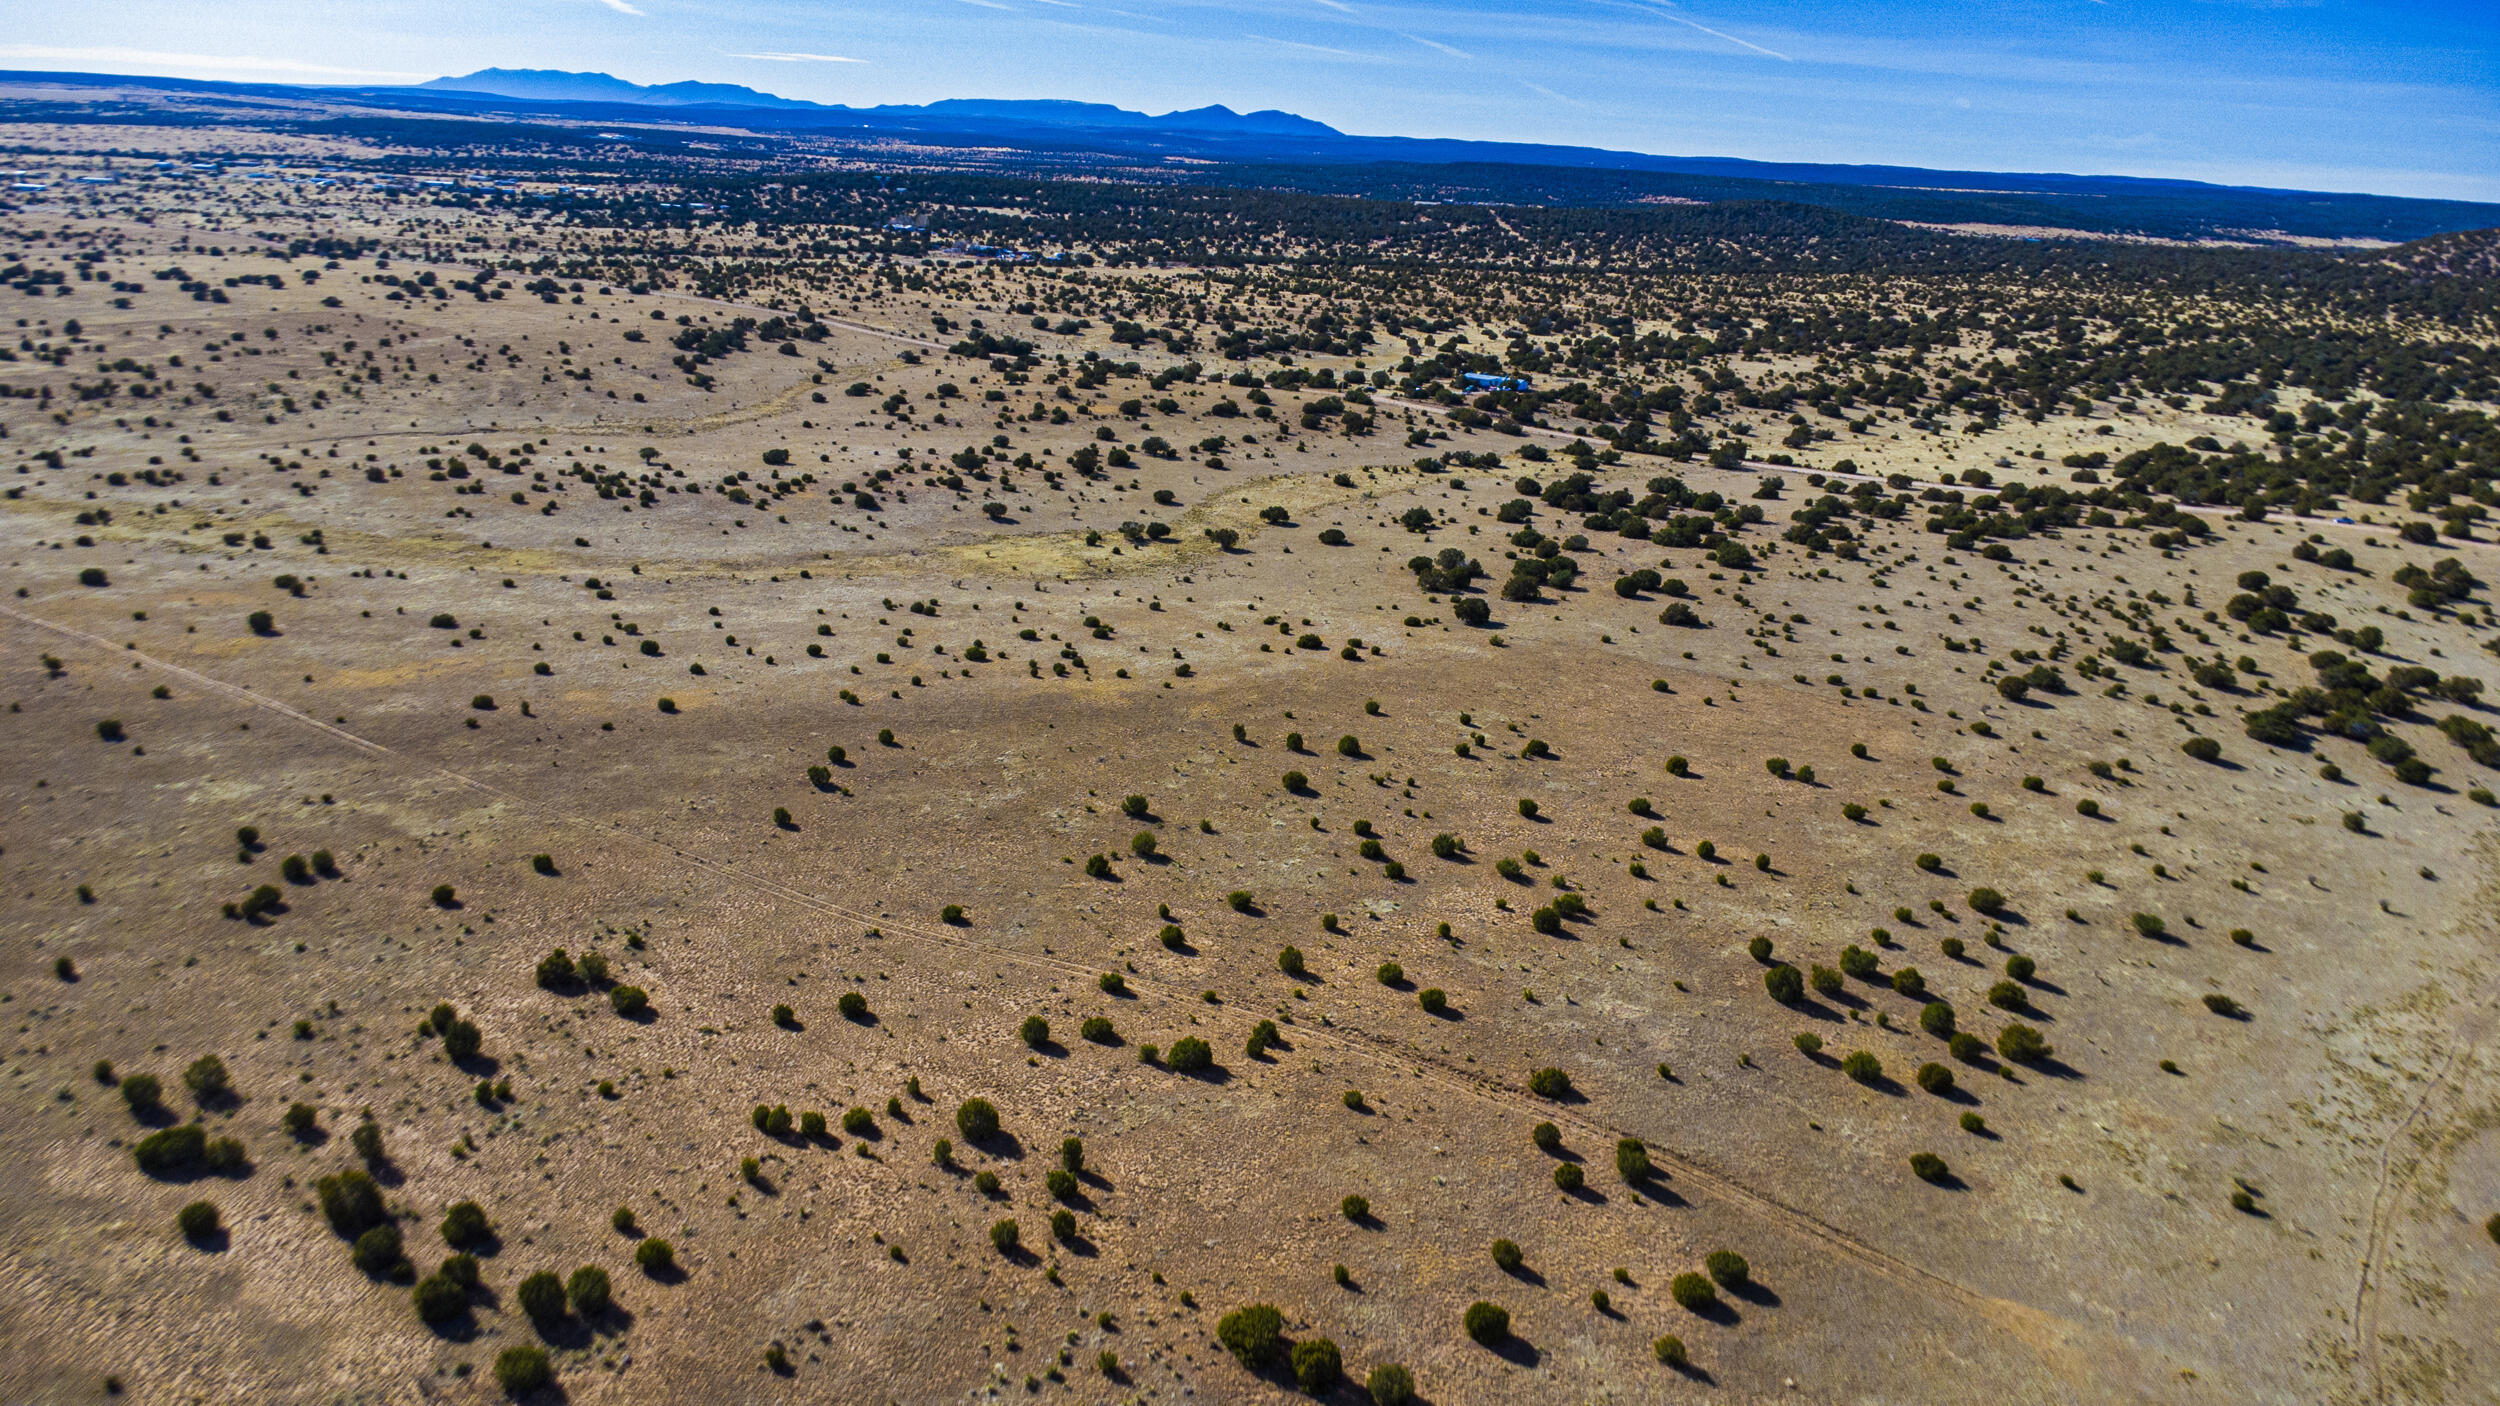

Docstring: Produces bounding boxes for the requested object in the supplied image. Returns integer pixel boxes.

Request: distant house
[1461,372,1530,393]
[939,243,1033,263]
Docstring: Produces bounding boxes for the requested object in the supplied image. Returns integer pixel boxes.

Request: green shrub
[1463,1300,1510,1345]
[535,949,576,988]
[1019,1015,1050,1047]
[120,1072,163,1116]
[1227,890,1254,912]
[413,1272,468,1323]
[841,1106,873,1136]
[1531,1120,1562,1152]
[634,1237,674,1275]
[177,1199,221,1240]
[516,1270,567,1324]
[609,985,650,1017]
[1367,1362,1417,1405]
[1527,1067,1573,1099]
[1764,963,1804,1003]
[1292,1337,1343,1394]
[203,1136,248,1174]
[351,1223,404,1276]
[1910,1152,1950,1183]
[1081,1015,1117,1044]
[317,1169,385,1237]
[1967,887,2006,916]
[1705,1250,1749,1286]
[1916,1062,1955,1095]
[1793,1032,1823,1056]
[493,1345,552,1395]
[1278,946,1307,977]
[441,1200,491,1249]
[183,1055,232,1105]
[1950,1031,1987,1062]
[1490,1237,1524,1272]
[1218,1303,1286,1367]
[1670,1272,1716,1311]
[1167,1036,1214,1073]
[1997,1023,2051,1062]
[1341,1194,1370,1221]
[1654,1335,1688,1367]
[133,1124,205,1175]
[1842,1050,1882,1084]
[956,1097,1000,1140]
[1418,987,1447,1014]
[838,990,869,1020]
[1553,1162,1585,1192]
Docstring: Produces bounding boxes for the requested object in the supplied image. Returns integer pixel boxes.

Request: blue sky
[5,1,2494,201]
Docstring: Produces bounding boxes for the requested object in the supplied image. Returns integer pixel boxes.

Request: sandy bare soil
[3,138,2497,1406]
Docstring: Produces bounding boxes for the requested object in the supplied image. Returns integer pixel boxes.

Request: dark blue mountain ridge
[416,70,1335,137]
[416,68,818,109]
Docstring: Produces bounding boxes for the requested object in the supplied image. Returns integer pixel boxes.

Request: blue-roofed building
[1460,372,1530,393]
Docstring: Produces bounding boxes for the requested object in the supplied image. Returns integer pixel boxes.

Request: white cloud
[0,45,428,81]
[1651,10,1790,61]
[1598,1,1793,61]
[726,51,867,63]
[1401,32,1472,59]
[1247,34,1367,60]
[1310,0,1359,12]
[593,0,644,14]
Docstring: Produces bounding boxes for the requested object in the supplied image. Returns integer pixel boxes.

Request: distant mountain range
[417,68,818,110]
[418,69,1337,138]
[3,66,2495,245]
